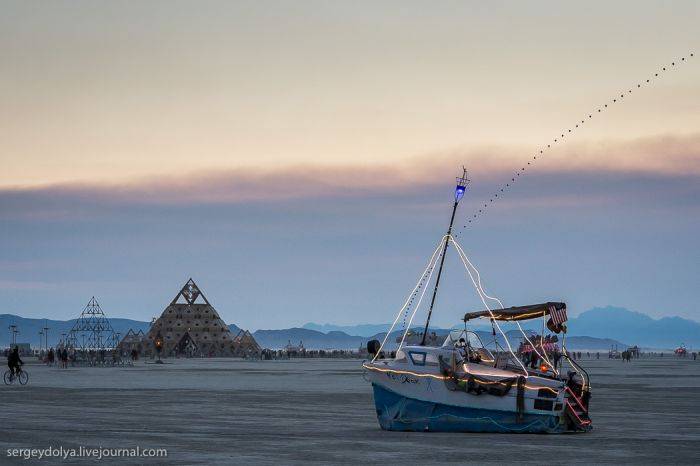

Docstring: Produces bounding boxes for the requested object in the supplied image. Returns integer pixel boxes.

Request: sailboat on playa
[363,169,592,433]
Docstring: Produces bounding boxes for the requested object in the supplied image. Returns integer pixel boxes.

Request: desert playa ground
[2,357,699,464]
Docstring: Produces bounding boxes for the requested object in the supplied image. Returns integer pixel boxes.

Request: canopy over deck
[463,302,566,322]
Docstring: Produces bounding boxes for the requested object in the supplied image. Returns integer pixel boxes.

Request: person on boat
[529,351,539,369]
[552,348,562,369]
[7,346,23,376]
[456,337,469,359]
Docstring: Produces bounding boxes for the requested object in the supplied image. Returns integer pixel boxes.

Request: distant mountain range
[256,326,628,351]
[252,328,363,350]
[2,306,697,350]
[565,306,699,348]
[0,314,152,348]
[302,306,700,349]
[302,323,390,337]
[0,314,241,348]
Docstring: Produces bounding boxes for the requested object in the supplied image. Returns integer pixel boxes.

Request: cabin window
[425,353,440,366]
[408,351,427,366]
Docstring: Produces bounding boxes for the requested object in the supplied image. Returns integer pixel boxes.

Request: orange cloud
[2,133,698,205]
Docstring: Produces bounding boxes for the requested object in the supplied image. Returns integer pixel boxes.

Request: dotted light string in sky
[458,52,695,235]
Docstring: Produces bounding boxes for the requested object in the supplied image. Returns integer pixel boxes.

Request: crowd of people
[42,347,71,368]
[35,347,139,367]
[517,334,565,370]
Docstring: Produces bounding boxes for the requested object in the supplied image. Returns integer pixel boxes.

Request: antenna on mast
[420,167,470,345]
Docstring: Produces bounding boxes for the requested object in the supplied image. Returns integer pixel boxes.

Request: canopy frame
[463,302,566,323]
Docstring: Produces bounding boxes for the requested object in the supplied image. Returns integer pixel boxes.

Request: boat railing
[562,351,590,392]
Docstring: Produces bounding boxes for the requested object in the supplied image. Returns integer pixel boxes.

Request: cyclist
[7,346,23,377]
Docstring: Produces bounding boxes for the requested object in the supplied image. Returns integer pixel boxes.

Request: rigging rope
[451,237,556,375]
[396,237,446,352]
[456,51,695,236]
[372,236,446,362]
[449,237,529,376]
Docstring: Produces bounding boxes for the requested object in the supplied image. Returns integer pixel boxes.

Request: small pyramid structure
[117,329,147,354]
[232,329,262,356]
[147,278,260,357]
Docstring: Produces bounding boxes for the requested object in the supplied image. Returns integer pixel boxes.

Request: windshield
[442,330,496,362]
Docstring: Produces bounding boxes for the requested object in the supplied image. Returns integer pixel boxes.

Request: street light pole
[9,324,18,347]
[44,320,50,350]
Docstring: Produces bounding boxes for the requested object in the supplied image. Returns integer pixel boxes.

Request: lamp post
[39,330,44,352]
[155,332,163,364]
[421,167,470,346]
[9,324,18,347]
[43,320,50,350]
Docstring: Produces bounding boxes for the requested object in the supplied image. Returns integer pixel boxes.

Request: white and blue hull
[364,347,571,433]
[372,383,562,433]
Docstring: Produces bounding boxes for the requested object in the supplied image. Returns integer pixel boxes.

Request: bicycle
[3,367,29,385]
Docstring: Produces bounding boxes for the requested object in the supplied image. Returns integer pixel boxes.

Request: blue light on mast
[455,167,470,202]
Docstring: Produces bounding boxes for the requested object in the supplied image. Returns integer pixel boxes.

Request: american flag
[549,304,568,326]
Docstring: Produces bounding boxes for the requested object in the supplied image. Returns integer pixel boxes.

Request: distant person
[7,346,23,376]
[693,352,697,361]
[596,352,600,360]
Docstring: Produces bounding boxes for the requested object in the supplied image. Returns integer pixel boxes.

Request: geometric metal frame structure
[66,296,117,350]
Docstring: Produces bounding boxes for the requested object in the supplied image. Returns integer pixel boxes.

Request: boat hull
[372,383,563,433]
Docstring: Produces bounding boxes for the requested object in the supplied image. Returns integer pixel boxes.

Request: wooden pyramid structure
[147,278,260,357]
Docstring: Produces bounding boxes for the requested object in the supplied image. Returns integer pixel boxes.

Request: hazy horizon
[1,1,699,329]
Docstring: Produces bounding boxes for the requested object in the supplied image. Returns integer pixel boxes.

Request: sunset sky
[1,1,699,330]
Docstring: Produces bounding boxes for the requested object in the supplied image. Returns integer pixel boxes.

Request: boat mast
[421,167,469,346]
